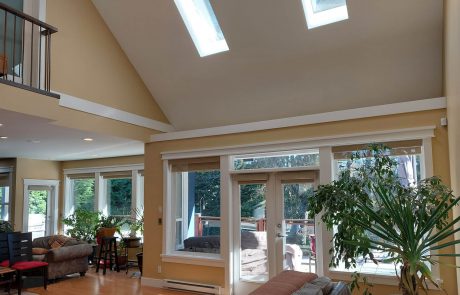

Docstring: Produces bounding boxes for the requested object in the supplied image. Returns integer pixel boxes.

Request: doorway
[23,179,59,239]
[232,170,318,294]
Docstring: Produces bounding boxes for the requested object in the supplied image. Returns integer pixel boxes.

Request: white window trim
[162,161,223,263]
[301,0,348,29]
[321,138,441,287]
[63,164,144,219]
[23,179,59,236]
[160,126,440,288]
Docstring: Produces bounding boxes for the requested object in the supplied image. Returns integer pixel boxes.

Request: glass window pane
[240,183,268,282]
[173,170,221,254]
[107,178,132,216]
[233,150,319,170]
[72,179,95,212]
[28,190,48,240]
[311,0,346,13]
[332,151,422,276]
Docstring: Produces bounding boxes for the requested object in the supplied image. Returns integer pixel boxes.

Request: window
[169,157,221,254]
[64,166,144,236]
[71,177,96,212]
[0,172,11,221]
[106,177,132,217]
[233,150,319,170]
[331,142,423,276]
[174,0,229,57]
[301,0,348,29]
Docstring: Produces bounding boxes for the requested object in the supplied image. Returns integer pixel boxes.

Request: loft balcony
[0,2,59,99]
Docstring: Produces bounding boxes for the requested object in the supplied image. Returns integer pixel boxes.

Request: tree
[29,190,47,214]
[73,179,95,212]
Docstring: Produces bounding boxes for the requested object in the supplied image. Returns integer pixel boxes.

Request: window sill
[326,269,441,289]
[161,253,224,268]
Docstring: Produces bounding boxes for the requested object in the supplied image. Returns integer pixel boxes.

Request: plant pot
[117,255,128,267]
[97,227,116,238]
[124,237,141,248]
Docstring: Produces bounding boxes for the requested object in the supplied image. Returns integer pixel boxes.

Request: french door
[232,170,318,294]
[23,179,59,239]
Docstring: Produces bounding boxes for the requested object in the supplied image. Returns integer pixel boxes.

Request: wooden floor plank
[26,269,189,295]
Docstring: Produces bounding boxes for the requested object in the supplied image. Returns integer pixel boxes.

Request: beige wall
[46,0,168,124]
[144,109,455,294]
[444,0,460,293]
[14,158,60,231]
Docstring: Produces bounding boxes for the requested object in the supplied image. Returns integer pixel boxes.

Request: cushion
[250,281,301,295]
[51,240,62,249]
[32,247,49,255]
[292,283,323,295]
[310,277,334,294]
[11,261,48,271]
[329,282,351,295]
[0,260,9,267]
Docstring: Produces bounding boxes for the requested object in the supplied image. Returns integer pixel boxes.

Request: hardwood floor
[26,269,189,295]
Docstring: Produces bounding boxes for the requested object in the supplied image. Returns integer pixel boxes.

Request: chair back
[8,232,33,265]
[0,233,9,262]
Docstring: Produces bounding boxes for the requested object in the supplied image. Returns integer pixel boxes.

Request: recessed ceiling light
[0,123,3,127]
[0,136,7,139]
[83,138,94,142]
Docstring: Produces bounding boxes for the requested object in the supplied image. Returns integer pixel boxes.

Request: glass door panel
[28,189,49,240]
[282,182,316,273]
[239,183,268,283]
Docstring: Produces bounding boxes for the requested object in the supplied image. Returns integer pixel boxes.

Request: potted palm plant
[308,144,460,295]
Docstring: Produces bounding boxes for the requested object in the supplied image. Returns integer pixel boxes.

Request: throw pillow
[32,247,49,255]
[51,240,62,249]
[310,276,334,294]
[291,283,323,295]
[329,282,351,295]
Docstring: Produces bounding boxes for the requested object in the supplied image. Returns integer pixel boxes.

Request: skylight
[174,0,229,57]
[301,0,348,29]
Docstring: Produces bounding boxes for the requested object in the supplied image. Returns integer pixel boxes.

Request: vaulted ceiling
[92,0,443,131]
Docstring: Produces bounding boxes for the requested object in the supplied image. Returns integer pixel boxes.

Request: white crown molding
[151,97,446,142]
[57,92,175,132]
[161,126,436,160]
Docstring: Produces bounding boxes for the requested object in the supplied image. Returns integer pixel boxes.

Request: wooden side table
[0,267,15,294]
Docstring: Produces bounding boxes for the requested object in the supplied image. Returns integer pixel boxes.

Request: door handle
[277,233,286,238]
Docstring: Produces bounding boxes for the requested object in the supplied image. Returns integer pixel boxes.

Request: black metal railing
[0,2,59,98]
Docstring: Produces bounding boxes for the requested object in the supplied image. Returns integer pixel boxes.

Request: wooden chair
[7,232,48,295]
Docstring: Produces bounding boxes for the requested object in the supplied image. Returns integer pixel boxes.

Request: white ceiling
[92,0,443,131]
[0,108,144,161]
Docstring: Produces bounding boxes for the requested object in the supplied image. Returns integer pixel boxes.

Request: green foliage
[128,207,144,237]
[0,220,13,233]
[107,178,132,216]
[97,214,127,236]
[194,171,220,217]
[73,179,95,212]
[308,144,459,295]
[62,209,101,242]
[29,190,47,215]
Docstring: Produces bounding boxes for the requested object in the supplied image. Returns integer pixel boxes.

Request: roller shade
[0,173,9,187]
[233,173,269,184]
[28,185,52,191]
[170,156,220,172]
[100,171,132,179]
[280,171,317,183]
[67,173,95,180]
[332,140,422,160]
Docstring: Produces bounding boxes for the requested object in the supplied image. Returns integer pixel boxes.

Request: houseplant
[62,208,100,242]
[308,144,460,295]
[124,207,144,247]
[0,220,13,233]
[95,215,126,240]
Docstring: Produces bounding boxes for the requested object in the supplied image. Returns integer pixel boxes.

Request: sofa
[32,235,93,280]
[249,270,350,295]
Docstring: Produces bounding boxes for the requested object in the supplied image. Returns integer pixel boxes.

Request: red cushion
[0,260,9,267]
[11,261,48,270]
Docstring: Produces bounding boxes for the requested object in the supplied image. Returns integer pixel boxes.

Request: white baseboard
[141,277,164,288]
